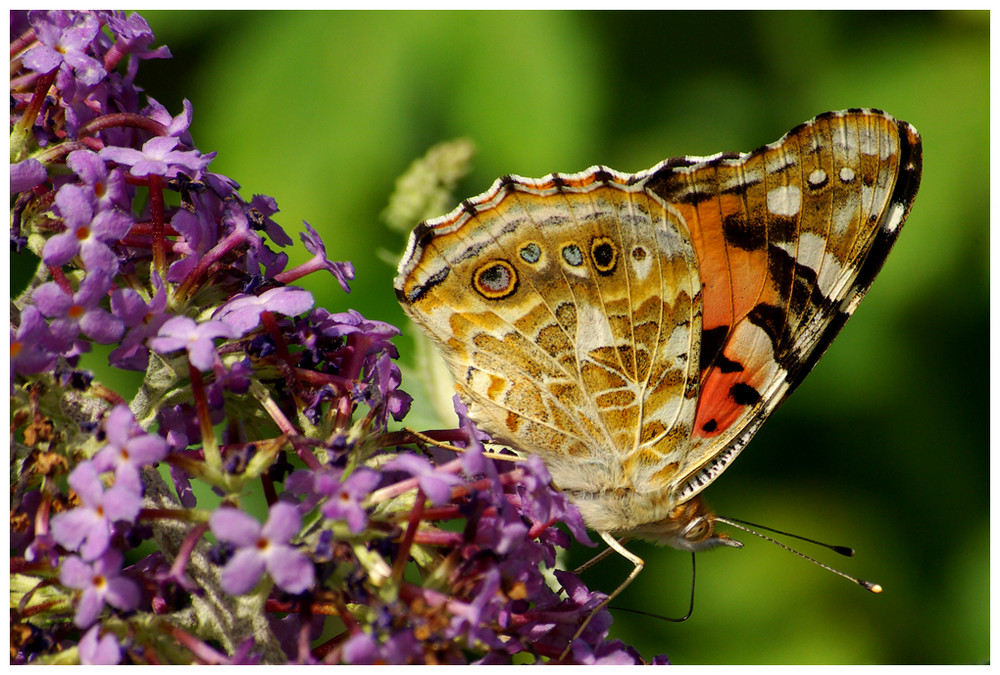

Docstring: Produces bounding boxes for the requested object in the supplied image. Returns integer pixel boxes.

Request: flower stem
[391,488,425,584]
[188,363,221,470]
[77,112,168,139]
[11,70,56,159]
[148,174,167,280]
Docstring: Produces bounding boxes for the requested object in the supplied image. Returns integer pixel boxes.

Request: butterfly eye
[684,517,711,542]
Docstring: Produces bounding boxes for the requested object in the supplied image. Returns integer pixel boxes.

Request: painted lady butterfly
[395,109,921,602]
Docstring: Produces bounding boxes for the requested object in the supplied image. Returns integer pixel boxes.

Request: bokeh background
[23,10,988,664]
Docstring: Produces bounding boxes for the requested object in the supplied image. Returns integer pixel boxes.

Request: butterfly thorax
[565,487,735,552]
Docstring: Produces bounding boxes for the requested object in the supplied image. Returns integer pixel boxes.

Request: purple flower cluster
[10,10,661,665]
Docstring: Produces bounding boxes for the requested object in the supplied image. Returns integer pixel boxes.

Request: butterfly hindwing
[396,171,706,495]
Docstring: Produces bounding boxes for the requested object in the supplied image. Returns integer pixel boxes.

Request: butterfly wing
[642,109,922,502]
[396,109,922,527]
[395,170,707,503]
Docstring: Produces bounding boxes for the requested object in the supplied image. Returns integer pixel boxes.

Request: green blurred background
[29,10,991,664]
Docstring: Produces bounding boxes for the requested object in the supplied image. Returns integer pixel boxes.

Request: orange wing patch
[646,111,921,454]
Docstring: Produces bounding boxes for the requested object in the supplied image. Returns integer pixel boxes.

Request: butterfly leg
[560,531,645,660]
[400,427,518,462]
[572,534,632,575]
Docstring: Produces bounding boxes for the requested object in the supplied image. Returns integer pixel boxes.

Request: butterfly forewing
[642,110,922,500]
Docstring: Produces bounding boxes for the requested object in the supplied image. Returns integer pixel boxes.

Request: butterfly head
[631,496,743,552]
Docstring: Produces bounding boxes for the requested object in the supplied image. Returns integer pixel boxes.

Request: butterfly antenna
[611,552,696,623]
[715,515,882,593]
[718,514,856,556]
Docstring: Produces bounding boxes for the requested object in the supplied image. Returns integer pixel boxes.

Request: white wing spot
[807,169,827,186]
[881,131,898,160]
[576,299,615,354]
[630,250,653,282]
[839,166,856,183]
[858,126,879,156]
[766,185,801,217]
[765,150,798,174]
[884,202,906,233]
[833,193,859,236]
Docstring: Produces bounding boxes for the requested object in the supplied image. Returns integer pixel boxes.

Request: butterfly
[394,109,921,604]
